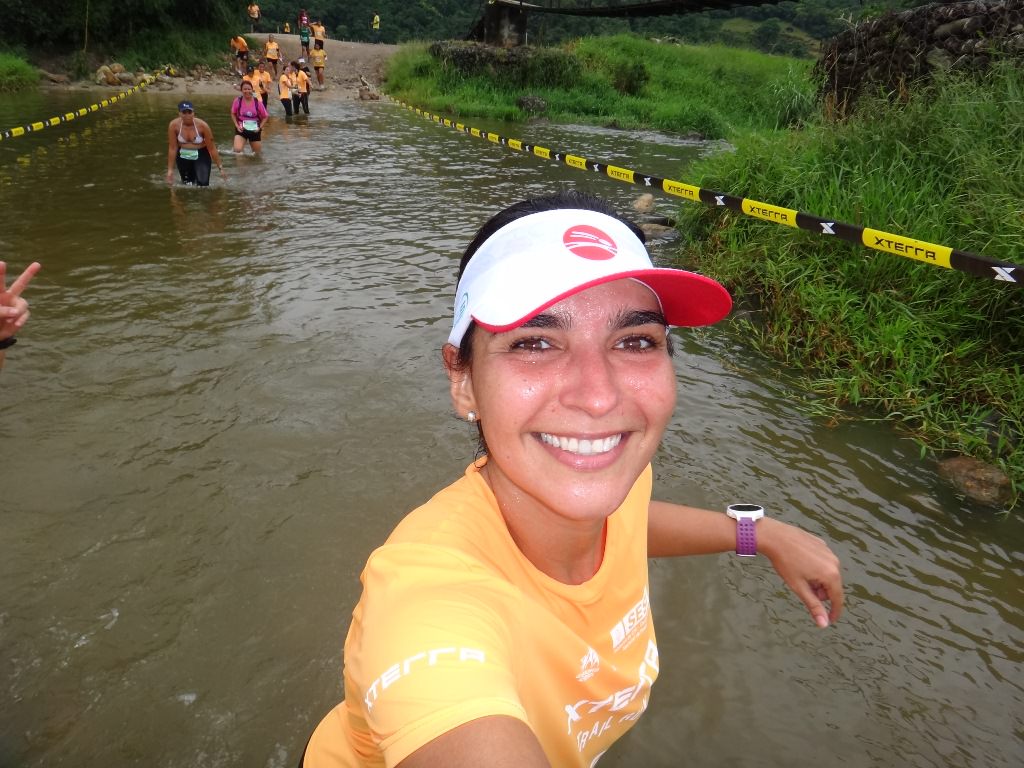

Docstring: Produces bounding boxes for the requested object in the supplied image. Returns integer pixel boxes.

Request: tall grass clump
[677,60,1024,504]
[0,51,37,92]
[384,35,815,138]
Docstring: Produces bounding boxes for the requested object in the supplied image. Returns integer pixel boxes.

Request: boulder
[936,455,1013,508]
[109,62,125,75]
[94,65,120,86]
[632,193,656,214]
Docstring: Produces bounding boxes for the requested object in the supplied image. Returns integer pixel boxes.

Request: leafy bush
[0,51,36,91]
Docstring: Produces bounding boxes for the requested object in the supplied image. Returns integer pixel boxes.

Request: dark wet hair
[447,191,654,456]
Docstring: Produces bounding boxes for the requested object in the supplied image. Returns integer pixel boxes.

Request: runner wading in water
[231,81,268,155]
[166,101,225,186]
[299,191,844,767]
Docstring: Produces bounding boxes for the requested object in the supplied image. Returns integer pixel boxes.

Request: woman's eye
[615,335,658,351]
[511,337,551,352]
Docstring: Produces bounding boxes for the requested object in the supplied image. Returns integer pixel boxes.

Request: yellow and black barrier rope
[396,100,1021,288]
[0,76,156,142]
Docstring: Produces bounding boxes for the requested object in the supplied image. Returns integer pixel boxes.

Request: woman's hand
[758,518,844,628]
[166,168,175,185]
[0,261,41,341]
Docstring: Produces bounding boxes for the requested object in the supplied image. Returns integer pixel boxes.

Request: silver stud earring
[466,411,478,423]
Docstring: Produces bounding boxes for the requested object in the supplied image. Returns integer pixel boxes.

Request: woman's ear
[442,344,477,417]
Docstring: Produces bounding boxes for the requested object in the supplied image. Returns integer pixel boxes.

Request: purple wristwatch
[726,504,765,557]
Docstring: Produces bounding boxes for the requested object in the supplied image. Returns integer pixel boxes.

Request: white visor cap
[448,208,732,346]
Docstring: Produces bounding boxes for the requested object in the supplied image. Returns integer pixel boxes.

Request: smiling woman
[300,191,844,768]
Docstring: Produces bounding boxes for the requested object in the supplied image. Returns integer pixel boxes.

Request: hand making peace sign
[0,261,41,343]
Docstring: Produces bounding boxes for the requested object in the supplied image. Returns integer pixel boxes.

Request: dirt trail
[245,34,398,94]
[76,36,400,100]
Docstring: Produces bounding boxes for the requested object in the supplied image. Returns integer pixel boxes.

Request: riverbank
[34,36,398,101]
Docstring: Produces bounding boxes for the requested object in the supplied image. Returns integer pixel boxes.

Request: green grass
[0,52,38,92]
[112,29,235,73]
[677,60,1024,505]
[384,35,816,139]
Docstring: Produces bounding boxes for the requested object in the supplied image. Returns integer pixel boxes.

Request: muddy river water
[0,87,1020,767]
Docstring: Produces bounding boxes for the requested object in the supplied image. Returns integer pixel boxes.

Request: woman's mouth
[539,432,623,456]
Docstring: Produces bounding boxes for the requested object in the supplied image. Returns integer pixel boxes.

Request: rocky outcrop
[817,0,1024,114]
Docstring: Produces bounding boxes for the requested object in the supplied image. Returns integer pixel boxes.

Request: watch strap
[736,516,757,557]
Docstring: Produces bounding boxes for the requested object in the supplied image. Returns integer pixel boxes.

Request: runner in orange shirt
[263,34,282,77]
[300,192,844,767]
[291,59,311,114]
[308,42,326,89]
[229,35,249,76]
[254,60,272,107]
[278,63,296,117]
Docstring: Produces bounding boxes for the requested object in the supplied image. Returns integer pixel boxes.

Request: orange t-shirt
[231,36,248,53]
[265,41,280,60]
[296,69,311,94]
[304,461,658,767]
[255,70,272,95]
[278,73,294,100]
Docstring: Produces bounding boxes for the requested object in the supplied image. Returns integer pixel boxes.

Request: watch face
[727,503,765,519]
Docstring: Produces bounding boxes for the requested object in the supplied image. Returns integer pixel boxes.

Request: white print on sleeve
[610,587,650,652]
[564,640,659,753]
[364,647,486,710]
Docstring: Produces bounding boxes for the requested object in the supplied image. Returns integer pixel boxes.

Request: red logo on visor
[562,224,617,260]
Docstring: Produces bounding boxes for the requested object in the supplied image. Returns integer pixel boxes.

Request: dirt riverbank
[41,36,398,100]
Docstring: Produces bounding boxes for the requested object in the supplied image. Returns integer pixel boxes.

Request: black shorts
[236,50,249,60]
[235,127,262,142]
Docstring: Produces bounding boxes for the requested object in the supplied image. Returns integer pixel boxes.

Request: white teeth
[540,433,622,455]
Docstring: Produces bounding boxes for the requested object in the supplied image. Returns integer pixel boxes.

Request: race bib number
[178,148,199,160]
[242,119,258,132]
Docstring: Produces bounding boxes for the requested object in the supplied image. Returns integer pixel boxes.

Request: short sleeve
[345,545,529,766]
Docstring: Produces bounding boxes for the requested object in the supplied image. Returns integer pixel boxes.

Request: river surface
[0,87,1021,768]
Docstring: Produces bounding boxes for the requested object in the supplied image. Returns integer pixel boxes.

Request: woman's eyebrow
[613,309,669,330]
[519,308,667,331]
[521,313,565,329]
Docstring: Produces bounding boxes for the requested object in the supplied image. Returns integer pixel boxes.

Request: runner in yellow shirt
[247,3,260,32]
[278,63,296,117]
[263,34,281,77]
[299,193,845,767]
[254,60,273,107]
[229,35,249,76]
[292,59,311,114]
[311,19,326,45]
[309,43,327,89]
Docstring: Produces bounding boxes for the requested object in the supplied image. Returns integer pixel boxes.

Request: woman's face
[179,109,195,125]
[450,278,677,525]
[242,83,254,97]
